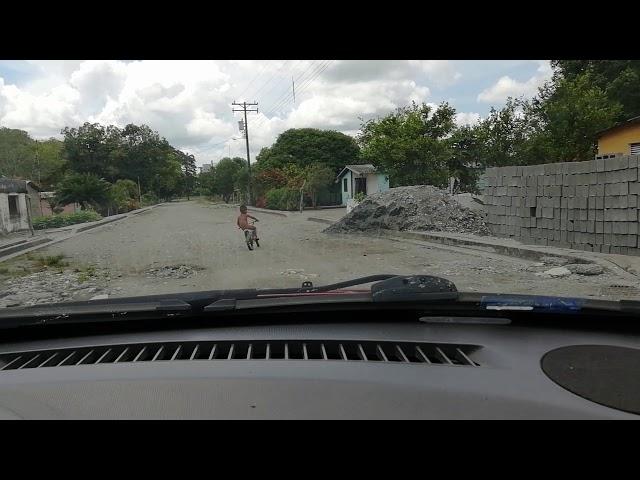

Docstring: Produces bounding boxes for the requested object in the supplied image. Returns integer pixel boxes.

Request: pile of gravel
[324,185,490,235]
[145,265,200,279]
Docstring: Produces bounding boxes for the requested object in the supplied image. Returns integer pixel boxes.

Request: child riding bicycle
[237,205,259,241]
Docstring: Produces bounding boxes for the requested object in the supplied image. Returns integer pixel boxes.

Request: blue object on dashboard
[480,295,584,313]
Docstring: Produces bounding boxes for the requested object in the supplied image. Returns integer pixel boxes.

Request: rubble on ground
[537,266,572,278]
[145,265,200,279]
[539,256,570,266]
[564,264,604,276]
[0,268,110,308]
[324,185,490,235]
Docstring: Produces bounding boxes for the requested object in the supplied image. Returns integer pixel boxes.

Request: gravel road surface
[1,200,630,303]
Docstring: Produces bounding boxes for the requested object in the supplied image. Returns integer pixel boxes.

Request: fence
[481,155,640,255]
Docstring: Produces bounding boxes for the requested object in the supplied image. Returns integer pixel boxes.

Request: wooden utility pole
[231,101,258,205]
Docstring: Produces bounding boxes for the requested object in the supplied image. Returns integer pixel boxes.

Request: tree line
[198,129,358,209]
[203,61,640,204]
[0,122,197,215]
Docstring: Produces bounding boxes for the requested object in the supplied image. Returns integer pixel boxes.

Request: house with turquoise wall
[336,164,390,206]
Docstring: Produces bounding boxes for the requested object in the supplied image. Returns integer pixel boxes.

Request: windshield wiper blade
[0,298,192,326]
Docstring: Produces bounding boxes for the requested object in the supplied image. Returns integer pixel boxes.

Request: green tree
[0,128,35,178]
[149,158,183,202]
[55,173,112,210]
[61,123,122,180]
[551,60,640,120]
[198,168,217,197]
[527,74,622,161]
[214,157,244,203]
[176,150,197,199]
[358,102,456,187]
[35,139,66,188]
[255,128,360,174]
[110,179,139,213]
[0,128,66,187]
[304,163,334,208]
[447,125,484,193]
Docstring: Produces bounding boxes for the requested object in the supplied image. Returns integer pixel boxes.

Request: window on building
[343,178,348,192]
[631,143,640,155]
[8,195,19,218]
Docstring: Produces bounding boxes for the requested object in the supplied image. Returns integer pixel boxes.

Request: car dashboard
[0,317,638,419]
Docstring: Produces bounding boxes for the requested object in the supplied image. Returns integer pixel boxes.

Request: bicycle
[241,219,259,250]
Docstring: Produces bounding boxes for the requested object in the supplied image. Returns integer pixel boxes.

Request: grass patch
[36,254,69,268]
[75,264,97,283]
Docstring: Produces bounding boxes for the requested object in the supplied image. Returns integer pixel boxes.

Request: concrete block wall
[481,155,640,255]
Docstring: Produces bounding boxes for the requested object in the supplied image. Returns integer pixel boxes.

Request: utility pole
[35,140,41,186]
[232,101,258,205]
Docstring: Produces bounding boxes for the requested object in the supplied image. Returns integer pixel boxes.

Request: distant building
[596,116,640,158]
[336,164,389,206]
[0,178,40,235]
[38,191,79,217]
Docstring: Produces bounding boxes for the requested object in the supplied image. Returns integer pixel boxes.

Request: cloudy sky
[0,60,552,167]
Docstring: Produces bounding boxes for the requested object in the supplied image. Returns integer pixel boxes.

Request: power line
[254,60,333,128]
[249,60,290,100]
[235,61,270,100]
[250,61,322,127]
[259,60,323,116]
[268,60,332,116]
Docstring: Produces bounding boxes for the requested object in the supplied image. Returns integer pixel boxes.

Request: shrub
[35,254,69,268]
[32,211,102,230]
[265,187,300,211]
[354,192,367,203]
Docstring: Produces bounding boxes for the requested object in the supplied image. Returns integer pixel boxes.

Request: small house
[336,164,389,206]
[596,116,640,157]
[0,178,41,235]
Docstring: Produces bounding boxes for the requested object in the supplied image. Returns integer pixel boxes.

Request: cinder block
[629,223,639,235]
[604,222,613,234]
[626,168,638,182]
[593,184,605,197]
[604,233,614,245]
[629,209,638,222]
[601,245,610,254]
[587,220,595,233]
[596,233,604,245]
[629,155,639,169]
[579,209,588,220]
[542,207,554,218]
[596,222,604,233]
[604,208,629,222]
[612,222,629,234]
[596,197,604,210]
[605,182,629,196]
[630,182,640,195]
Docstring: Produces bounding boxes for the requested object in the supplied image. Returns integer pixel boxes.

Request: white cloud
[477,60,552,104]
[0,60,535,166]
[455,112,482,126]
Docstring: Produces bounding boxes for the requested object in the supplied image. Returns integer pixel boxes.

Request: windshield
[1,59,639,309]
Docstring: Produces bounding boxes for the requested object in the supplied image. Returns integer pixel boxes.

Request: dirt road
[14,200,637,301]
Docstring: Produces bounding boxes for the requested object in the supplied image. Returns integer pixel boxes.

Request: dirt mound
[324,185,490,235]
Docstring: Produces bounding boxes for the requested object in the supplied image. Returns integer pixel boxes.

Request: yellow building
[597,116,640,156]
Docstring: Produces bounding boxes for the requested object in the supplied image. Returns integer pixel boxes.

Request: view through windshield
[1,59,639,308]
